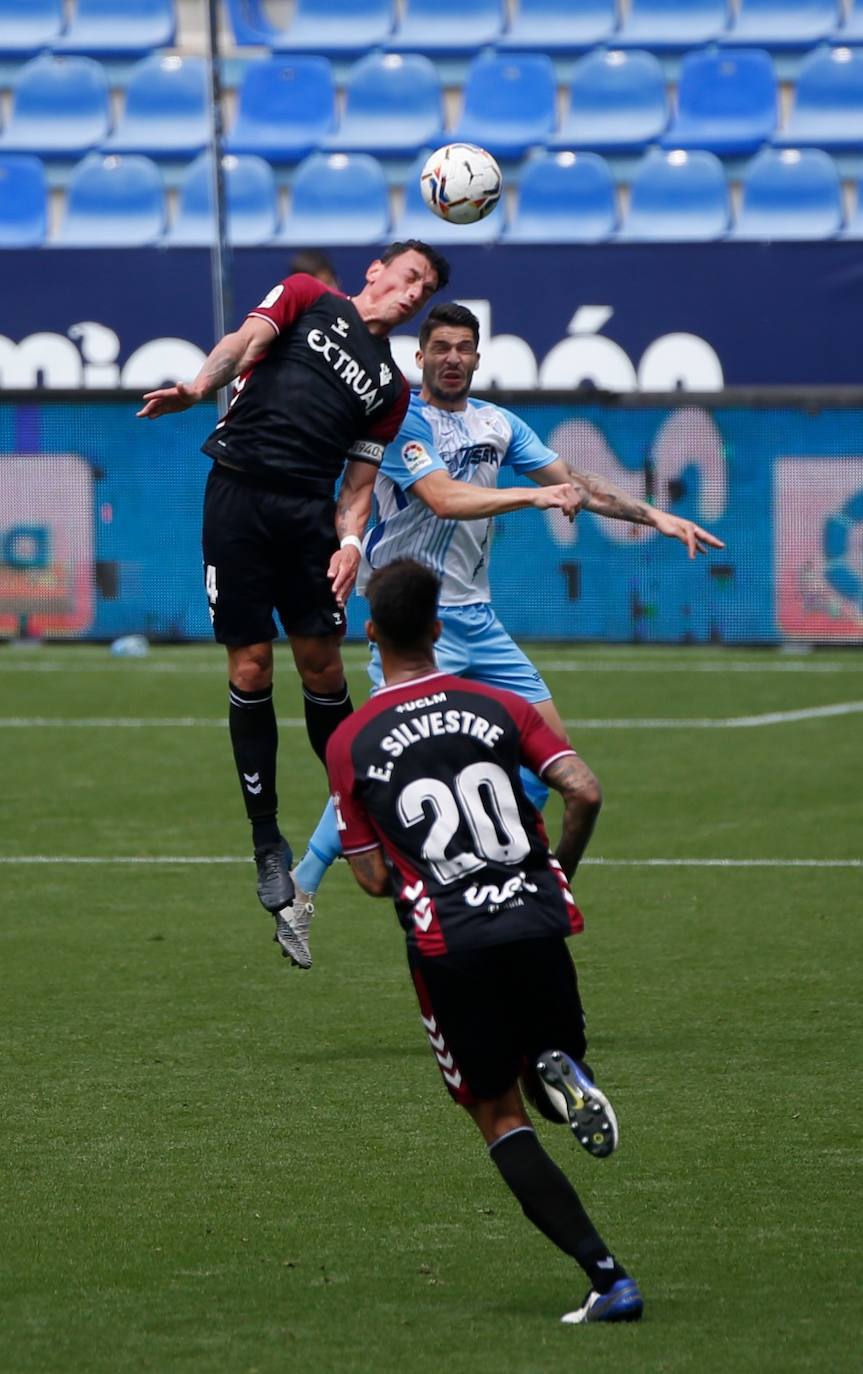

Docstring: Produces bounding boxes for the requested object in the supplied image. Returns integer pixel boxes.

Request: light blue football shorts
[367,602,551,703]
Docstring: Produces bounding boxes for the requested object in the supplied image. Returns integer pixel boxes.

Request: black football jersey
[326,672,584,956]
[201,274,409,495]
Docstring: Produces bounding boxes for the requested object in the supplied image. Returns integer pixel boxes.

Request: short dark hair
[419,302,480,350]
[289,249,338,286]
[379,240,451,291]
[366,558,440,650]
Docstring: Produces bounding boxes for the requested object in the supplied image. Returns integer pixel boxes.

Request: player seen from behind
[326,558,643,1325]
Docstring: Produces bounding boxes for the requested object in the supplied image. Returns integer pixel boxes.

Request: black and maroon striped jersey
[201,274,410,496]
[326,672,584,956]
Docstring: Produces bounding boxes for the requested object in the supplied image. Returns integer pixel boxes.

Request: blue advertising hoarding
[2,243,863,390]
[1,395,861,644]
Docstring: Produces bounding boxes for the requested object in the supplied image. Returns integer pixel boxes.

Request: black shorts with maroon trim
[202,464,346,645]
[408,936,588,1107]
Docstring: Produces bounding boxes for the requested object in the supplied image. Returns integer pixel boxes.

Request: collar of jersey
[371,670,449,697]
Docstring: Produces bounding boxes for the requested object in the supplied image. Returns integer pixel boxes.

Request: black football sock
[489,1127,628,1294]
[303,681,353,764]
[228,682,280,849]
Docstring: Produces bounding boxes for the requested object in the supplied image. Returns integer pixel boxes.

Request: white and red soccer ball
[420,143,503,225]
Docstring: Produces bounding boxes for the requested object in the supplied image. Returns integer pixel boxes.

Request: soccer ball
[420,144,503,225]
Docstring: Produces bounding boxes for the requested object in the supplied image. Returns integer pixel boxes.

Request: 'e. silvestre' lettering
[365,709,504,783]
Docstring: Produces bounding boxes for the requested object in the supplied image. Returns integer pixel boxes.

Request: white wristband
[340,535,363,555]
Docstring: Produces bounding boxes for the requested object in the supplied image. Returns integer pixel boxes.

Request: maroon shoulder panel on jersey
[432,676,577,779]
[246,273,346,335]
[364,375,411,444]
[326,711,380,855]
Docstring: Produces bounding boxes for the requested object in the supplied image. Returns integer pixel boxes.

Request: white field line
[0,659,860,675]
[1,702,862,729]
[0,856,858,869]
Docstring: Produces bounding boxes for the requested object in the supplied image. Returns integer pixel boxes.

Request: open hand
[652,511,725,559]
[328,545,361,608]
[137,382,199,418]
[533,483,584,521]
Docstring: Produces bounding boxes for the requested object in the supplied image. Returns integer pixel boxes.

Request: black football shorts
[408,936,588,1106]
[202,465,346,644]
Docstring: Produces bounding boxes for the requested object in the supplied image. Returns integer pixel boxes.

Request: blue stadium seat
[721,0,837,50]
[54,153,165,246]
[224,0,278,46]
[617,148,730,240]
[226,58,336,163]
[0,153,47,246]
[616,0,729,50]
[661,49,777,155]
[775,45,863,150]
[271,0,393,57]
[452,53,557,159]
[499,0,617,53]
[0,55,110,156]
[731,147,843,239]
[168,153,278,246]
[395,151,501,243]
[104,56,208,159]
[53,0,176,57]
[834,0,863,41]
[389,0,504,57]
[551,49,667,153]
[277,152,390,246]
[0,0,63,56]
[324,53,442,157]
[505,151,617,242]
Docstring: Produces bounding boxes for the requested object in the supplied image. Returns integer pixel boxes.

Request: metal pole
[205,0,234,416]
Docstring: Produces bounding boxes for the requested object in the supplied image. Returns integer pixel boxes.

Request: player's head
[361,241,450,331]
[366,558,442,661]
[289,249,339,289]
[417,302,481,406]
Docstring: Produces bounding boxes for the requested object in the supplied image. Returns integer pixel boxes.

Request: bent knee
[228,644,273,693]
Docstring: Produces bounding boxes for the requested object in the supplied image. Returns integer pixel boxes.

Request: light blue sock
[295,799,341,894]
[520,765,549,812]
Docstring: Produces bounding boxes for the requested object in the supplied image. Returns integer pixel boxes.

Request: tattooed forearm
[571,470,656,526]
[544,755,602,880]
[335,462,376,541]
[194,338,246,397]
[347,848,392,896]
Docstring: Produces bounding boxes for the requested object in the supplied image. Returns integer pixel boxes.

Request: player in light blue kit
[277,304,724,966]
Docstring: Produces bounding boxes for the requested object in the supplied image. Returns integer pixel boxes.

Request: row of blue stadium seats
[2,47,863,165]
[4,0,863,60]
[3,147,862,248]
[225,0,863,56]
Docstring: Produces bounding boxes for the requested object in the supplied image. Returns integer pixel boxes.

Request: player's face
[364,250,440,327]
[419,326,480,404]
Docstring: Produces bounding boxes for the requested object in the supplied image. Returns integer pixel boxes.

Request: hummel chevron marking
[435,1049,454,1071]
[420,1012,437,1033]
[404,880,424,902]
[442,1068,462,1089]
[243,772,262,795]
[428,1030,446,1053]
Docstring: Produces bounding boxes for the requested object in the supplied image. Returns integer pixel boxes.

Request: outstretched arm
[411,469,581,521]
[533,459,724,559]
[136,317,275,418]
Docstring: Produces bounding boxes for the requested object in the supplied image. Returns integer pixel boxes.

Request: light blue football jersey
[358,393,557,605]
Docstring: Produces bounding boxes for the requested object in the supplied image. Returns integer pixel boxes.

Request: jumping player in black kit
[137,242,448,922]
[326,558,644,1326]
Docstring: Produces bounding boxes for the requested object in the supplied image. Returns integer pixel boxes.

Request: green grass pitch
[1,643,861,1374]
